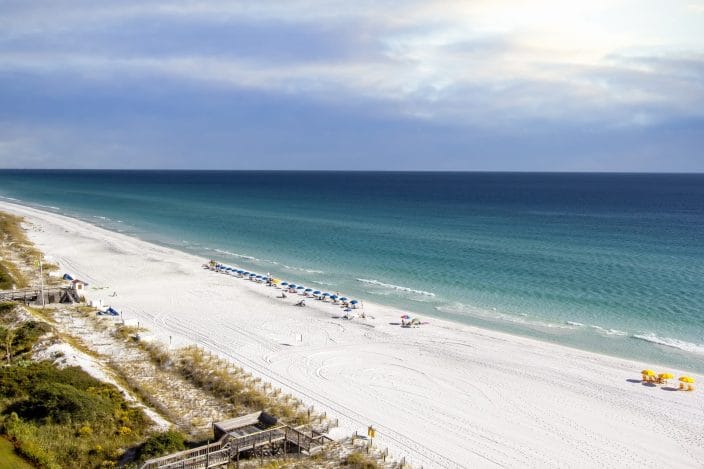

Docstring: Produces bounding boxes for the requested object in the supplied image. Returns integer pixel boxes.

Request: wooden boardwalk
[141,413,333,469]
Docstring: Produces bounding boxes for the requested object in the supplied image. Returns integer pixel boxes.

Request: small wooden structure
[140,411,333,469]
[71,279,88,291]
[0,287,80,305]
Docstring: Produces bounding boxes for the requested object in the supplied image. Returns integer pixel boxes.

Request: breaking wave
[357,278,435,297]
[632,333,704,355]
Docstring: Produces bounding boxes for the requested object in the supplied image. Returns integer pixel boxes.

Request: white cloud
[0,0,703,129]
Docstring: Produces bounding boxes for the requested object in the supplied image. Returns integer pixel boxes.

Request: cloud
[0,0,702,170]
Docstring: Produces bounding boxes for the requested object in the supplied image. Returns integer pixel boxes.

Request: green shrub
[137,430,186,461]
[12,321,51,355]
[8,382,114,425]
[0,302,15,318]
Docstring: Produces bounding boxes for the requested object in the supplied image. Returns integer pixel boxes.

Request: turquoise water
[0,170,702,371]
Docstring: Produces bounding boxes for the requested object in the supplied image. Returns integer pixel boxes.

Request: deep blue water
[0,170,702,371]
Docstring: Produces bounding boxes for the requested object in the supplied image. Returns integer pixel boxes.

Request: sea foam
[632,333,704,355]
[357,278,435,297]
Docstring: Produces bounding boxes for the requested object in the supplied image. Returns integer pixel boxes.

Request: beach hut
[71,279,88,291]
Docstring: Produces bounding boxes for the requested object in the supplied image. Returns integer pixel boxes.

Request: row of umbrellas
[216,263,359,305]
[641,369,695,385]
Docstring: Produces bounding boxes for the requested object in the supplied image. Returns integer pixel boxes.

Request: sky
[0,1,703,171]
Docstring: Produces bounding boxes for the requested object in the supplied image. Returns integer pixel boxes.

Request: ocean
[0,170,702,372]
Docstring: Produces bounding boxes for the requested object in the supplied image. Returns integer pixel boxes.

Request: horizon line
[0,168,703,175]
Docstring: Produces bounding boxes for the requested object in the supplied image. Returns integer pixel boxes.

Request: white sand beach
[3,200,703,468]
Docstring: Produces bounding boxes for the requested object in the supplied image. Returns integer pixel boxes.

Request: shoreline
[2,200,703,467]
[3,194,702,374]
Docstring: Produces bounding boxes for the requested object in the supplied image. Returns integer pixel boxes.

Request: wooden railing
[141,424,333,469]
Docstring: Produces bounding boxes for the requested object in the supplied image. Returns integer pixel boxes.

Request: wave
[589,325,628,336]
[357,278,435,297]
[632,333,704,355]
[213,248,259,262]
[566,321,585,327]
[281,264,324,274]
[312,280,335,286]
[437,302,578,330]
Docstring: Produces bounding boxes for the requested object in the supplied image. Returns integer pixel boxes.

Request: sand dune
[4,201,703,468]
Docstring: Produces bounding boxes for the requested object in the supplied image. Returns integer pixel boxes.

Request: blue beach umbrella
[289,284,297,288]
[330,295,338,300]
[350,300,358,304]
[281,282,289,286]
[339,297,348,301]
[249,273,257,277]
[305,288,313,292]
[243,271,250,275]
[313,290,321,295]
[297,286,305,290]
[322,292,330,297]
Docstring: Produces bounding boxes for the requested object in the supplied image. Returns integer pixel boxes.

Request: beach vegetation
[174,345,308,424]
[0,212,39,287]
[342,452,379,468]
[0,360,152,468]
[136,430,186,462]
[0,262,15,290]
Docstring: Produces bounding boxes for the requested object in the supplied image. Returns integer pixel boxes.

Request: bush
[137,430,186,461]
[0,301,16,317]
[7,382,114,425]
[12,321,52,355]
[343,452,378,468]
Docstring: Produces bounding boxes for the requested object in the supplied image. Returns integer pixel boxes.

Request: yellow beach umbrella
[641,369,655,376]
[679,376,695,384]
[658,373,674,380]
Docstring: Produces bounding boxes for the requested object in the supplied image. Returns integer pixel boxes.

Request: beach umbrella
[289,284,297,288]
[297,286,305,290]
[659,373,674,379]
[641,369,655,376]
[679,376,695,383]
[322,292,330,296]
[249,273,257,276]
[313,290,321,295]
[305,288,313,292]
[281,282,288,286]
[339,297,348,301]
[330,295,338,300]
[350,300,358,304]
[401,314,410,319]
